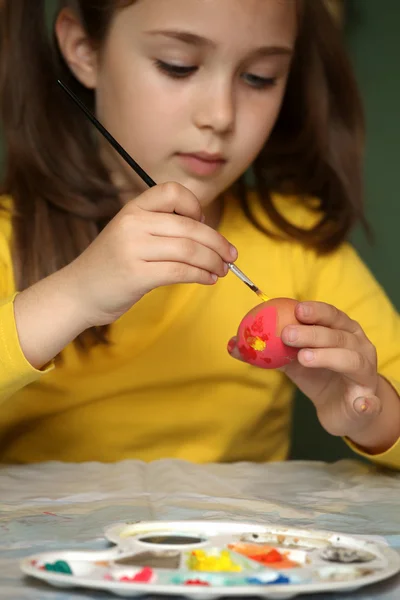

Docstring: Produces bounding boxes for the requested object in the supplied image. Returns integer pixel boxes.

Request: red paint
[251,316,265,334]
[120,567,153,583]
[43,511,71,520]
[185,579,211,586]
[238,343,258,362]
[263,549,284,563]
[134,567,153,582]
[228,543,299,569]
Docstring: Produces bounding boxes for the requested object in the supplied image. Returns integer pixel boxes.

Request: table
[1,459,400,599]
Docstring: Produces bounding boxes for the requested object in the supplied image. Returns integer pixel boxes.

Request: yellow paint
[249,337,267,351]
[256,290,270,302]
[188,550,242,572]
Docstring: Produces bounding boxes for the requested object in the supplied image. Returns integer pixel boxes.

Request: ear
[54,8,98,89]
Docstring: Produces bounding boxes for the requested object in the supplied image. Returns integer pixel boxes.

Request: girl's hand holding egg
[228,299,393,447]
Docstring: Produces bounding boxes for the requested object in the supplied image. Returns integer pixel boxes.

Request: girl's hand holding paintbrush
[16,80,241,370]
[66,182,236,326]
[14,183,236,368]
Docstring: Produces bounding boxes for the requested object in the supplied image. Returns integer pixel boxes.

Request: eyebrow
[145,30,293,58]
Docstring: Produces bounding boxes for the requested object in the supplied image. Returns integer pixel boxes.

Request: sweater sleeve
[297,241,400,469]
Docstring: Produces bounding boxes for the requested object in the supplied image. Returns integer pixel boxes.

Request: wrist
[14,268,91,369]
[59,263,96,331]
[347,376,400,454]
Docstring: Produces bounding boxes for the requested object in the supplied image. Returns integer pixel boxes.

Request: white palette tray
[20,519,400,599]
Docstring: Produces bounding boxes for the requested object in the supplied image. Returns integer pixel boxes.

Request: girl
[0,0,399,467]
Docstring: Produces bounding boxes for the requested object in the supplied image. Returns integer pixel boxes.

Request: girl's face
[61,0,297,207]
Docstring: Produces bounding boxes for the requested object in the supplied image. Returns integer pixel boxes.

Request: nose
[193,78,235,134]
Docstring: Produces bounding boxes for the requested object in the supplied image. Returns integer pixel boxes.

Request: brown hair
[0,0,366,350]
[245,0,367,251]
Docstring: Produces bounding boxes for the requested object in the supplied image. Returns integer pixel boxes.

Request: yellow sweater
[0,193,399,467]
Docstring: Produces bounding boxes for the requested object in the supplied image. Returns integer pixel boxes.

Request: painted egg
[237,298,300,369]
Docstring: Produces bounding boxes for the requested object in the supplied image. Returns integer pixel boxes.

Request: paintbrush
[57,79,269,302]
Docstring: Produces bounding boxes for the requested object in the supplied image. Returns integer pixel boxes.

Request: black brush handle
[57,79,156,189]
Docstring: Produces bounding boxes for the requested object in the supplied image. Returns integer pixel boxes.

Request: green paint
[44,560,73,575]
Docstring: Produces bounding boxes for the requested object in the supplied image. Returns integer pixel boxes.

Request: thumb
[352,395,383,419]
[227,336,244,361]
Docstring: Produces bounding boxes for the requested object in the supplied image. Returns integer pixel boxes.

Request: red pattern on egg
[238,344,258,362]
[251,315,265,334]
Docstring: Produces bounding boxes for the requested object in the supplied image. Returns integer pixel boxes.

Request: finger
[317,395,382,439]
[297,347,375,381]
[227,336,245,361]
[282,324,359,350]
[352,395,382,419]
[145,212,237,264]
[143,237,229,278]
[133,181,204,221]
[145,261,218,287]
[295,302,364,336]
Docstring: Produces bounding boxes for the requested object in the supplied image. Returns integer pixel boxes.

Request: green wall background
[291,0,400,461]
[347,0,399,307]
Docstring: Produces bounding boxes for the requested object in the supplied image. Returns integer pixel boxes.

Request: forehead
[118,0,298,48]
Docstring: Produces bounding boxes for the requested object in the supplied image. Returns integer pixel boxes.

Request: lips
[187,151,226,162]
[176,152,226,176]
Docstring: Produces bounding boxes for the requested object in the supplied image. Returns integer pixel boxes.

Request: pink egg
[237,298,300,369]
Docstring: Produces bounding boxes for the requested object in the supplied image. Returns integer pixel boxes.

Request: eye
[242,73,277,90]
[155,60,198,78]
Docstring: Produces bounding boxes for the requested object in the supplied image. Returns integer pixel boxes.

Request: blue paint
[247,573,291,585]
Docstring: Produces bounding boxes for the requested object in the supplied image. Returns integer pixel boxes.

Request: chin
[153,167,230,207]
[181,177,228,207]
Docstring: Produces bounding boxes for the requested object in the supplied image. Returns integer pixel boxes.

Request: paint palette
[20,520,400,598]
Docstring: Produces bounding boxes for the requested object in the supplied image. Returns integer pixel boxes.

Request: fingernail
[223,263,229,274]
[230,245,238,260]
[353,396,381,416]
[201,214,206,223]
[287,327,298,342]
[353,397,369,415]
[300,303,311,317]
[227,338,236,354]
[303,350,314,362]
[211,274,218,283]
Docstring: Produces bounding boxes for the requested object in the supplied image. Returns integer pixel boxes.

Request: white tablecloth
[0,458,399,599]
